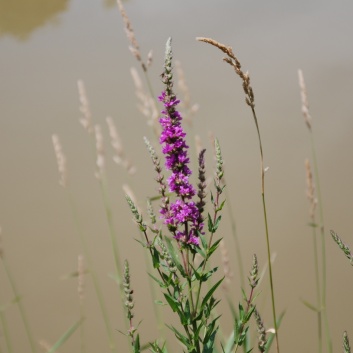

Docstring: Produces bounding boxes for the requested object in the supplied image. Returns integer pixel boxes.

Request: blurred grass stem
[1,256,37,353]
[0,308,13,353]
[251,106,280,353]
[66,190,118,352]
[309,132,331,353]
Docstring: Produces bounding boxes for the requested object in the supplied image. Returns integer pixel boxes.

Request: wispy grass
[196,36,280,353]
[0,228,38,353]
[304,158,322,353]
[52,133,118,352]
[298,69,332,353]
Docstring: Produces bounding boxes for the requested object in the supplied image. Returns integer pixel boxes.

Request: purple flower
[159,92,202,245]
[159,93,195,198]
[158,38,203,246]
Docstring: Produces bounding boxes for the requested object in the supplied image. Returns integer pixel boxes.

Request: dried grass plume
[196,37,255,108]
[298,69,312,130]
[77,80,93,134]
[52,134,68,188]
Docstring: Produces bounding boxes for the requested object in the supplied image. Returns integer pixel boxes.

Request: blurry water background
[1,0,353,352]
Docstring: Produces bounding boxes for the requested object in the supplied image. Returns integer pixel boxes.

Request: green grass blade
[47,318,85,353]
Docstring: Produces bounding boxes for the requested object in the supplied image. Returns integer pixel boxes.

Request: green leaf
[200,277,224,312]
[223,330,235,353]
[163,293,179,313]
[238,303,245,320]
[208,213,214,233]
[300,298,321,312]
[264,310,286,353]
[212,215,222,232]
[134,238,148,248]
[199,233,207,249]
[149,340,168,353]
[308,222,318,228]
[241,288,247,302]
[108,273,120,285]
[183,299,191,325]
[201,267,218,282]
[203,326,219,353]
[154,300,166,306]
[245,305,256,322]
[133,333,141,353]
[216,199,226,212]
[166,325,190,347]
[151,247,161,269]
[148,273,166,288]
[48,318,84,353]
[207,238,223,258]
[165,237,185,276]
[194,245,206,259]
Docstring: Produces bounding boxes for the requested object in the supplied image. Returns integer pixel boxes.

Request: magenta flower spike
[159,38,202,246]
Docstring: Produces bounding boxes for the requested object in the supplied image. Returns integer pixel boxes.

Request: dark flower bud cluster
[254,309,268,353]
[196,149,207,231]
[144,137,169,218]
[123,260,134,321]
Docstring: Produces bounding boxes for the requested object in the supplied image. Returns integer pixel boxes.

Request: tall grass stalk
[298,69,332,353]
[210,133,245,289]
[77,255,86,353]
[0,306,13,353]
[197,37,280,353]
[116,2,188,335]
[67,191,118,351]
[77,82,124,298]
[0,256,37,353]
[52,134,118,352]
[305,158,322,353]
[116,0,159,139]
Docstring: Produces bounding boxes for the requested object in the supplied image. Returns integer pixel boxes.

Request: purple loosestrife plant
[159,38,202,247]
[126,38,230,353]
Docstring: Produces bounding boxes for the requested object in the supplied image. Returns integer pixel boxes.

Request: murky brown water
[1,0,353,352]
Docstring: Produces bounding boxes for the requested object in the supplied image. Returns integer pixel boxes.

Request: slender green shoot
[0,253,37,353]
[304,158,322,353]
[47,318,84,353]
[298,69,332,353]
[0,304,13,353]
[52,134,118,352]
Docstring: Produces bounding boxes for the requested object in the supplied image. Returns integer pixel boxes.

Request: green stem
[311,224,322,353]
[0,309,13,353]
[79,302,86,353]
[309,131,332,353]
[194,189,221,313]
[66,190,117,352]
[251,107,280,353]
[100,177,123,284]
[234,287,255,353]
[1,257,37,353]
